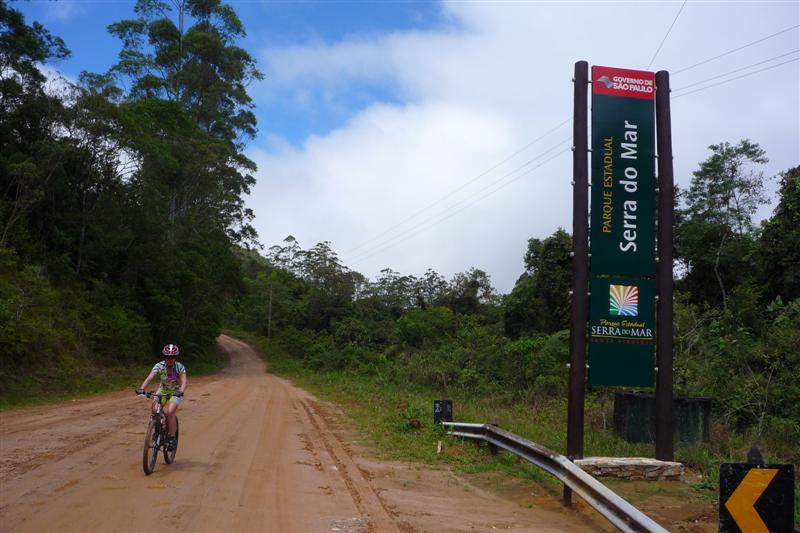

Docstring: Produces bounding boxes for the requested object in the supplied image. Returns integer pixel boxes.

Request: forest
[1,0,798,469]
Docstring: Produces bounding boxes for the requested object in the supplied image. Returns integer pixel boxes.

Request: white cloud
[249,1,800,292]
[44,1,86,22]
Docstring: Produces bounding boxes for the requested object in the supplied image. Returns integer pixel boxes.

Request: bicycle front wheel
[142,419,159,475]
[163,416,179,464]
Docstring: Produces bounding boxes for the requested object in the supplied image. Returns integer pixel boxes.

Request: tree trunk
[714,227,730,312]
[76,189,87,275]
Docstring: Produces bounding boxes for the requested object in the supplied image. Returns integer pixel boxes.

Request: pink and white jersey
[151,360,186,393]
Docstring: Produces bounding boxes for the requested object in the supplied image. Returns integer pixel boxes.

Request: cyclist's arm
[139,371,156,391]
[179,372,187,395]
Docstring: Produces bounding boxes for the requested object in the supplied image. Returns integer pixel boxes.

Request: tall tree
[758,166,800,303]
[98,0,263,350]
[0,2,70,249]
[108,0,262,243]
[444,267,499,316]
[677,140,768,310]
[504,228,571,337]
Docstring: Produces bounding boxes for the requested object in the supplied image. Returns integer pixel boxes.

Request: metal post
[566,60,589,506]
[655,71,674,462]
[267,283,273,339]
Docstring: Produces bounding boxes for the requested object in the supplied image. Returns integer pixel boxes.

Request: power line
[673,57,799,99]
[672,24,800,75]
[647,0,688,70]
[347,137,569,262]
[347,137,570,264]
[343,116,571,255]
[349,148,570,267]
[672,49,800,92]
[350,29,799,268]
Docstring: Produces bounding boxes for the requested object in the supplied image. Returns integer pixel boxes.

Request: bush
[397,307,456,347]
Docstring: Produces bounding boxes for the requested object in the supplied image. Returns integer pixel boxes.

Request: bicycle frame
[140,391,179,475]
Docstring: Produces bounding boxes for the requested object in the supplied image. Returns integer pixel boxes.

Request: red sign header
[592,66,655,100]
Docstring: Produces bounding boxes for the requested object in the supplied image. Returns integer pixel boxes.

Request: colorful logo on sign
[609,285,638,316]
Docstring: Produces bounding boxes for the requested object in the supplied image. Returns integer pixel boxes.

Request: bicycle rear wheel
[163,416,179,464]
[142,419,160,475]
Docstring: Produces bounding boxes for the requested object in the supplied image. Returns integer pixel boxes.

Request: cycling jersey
[151,360,187,393]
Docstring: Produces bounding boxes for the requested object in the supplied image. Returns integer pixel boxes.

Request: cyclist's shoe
[167,436,177,451]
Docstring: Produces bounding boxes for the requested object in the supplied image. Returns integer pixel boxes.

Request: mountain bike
[137,391,180,475]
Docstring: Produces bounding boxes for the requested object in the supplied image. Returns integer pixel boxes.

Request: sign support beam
[565,60,589,506]
[655,70,674,462]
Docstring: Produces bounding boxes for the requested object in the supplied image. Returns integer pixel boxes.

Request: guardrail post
[488,422,500,456]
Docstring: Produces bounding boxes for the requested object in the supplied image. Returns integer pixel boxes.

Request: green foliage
[0,0,258,403]
[677,140,768,310]
[2,1,798,492]
[757,166,800,302]
[504,229,571,337]
[397,307,456,348]
[0,249,151,403]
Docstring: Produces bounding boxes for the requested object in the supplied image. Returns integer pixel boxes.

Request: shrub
[397,307,456,347]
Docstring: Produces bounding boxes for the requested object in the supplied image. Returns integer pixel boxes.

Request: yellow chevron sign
[719,464,794,533]
[724,468,778,532]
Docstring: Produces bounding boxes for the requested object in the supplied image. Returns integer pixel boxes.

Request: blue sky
[18,0,448,144]
[17,1,800,292]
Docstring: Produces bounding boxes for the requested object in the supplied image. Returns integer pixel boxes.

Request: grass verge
[231,330,800,526]
[229,332,726,491]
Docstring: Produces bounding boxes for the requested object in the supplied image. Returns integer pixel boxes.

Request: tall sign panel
[589,66,656,387]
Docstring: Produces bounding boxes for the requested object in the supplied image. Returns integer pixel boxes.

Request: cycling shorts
[155,389,183,407]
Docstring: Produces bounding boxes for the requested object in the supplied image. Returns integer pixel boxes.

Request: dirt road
[1,335,601,532]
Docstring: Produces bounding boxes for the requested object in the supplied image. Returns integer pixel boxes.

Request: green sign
[588,66,657,387]
[590,66,656,278]
[588,276,655,386]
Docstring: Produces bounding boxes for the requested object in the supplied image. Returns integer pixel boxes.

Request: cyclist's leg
[164,396,181,437]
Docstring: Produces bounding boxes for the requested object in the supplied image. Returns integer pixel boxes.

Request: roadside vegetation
[1,0,797,519]
[0,0,257,404]
[222,152,800,502]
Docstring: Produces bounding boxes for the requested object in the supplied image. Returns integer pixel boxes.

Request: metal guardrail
[442,422,668,533]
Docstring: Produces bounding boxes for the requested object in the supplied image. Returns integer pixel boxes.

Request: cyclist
[136,344,187,451]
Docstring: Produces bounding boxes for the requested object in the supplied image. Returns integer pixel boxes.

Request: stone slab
[575,457,685,481]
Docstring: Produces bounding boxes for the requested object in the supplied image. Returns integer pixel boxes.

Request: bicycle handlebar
[136,391,184,399]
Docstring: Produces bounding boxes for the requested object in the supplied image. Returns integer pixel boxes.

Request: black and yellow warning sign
[719,463,795,533]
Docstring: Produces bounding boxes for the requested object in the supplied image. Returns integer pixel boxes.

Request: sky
[18,0,800,293]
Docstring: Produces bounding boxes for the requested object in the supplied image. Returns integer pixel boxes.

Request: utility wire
[672,49,800,92]
[647,0,688,69]
[347,138,571,264]
[349,148,570,267]
[672,24,800,75]
[349,29,799,267]
[343,116,571,255]
[673,57,799,98]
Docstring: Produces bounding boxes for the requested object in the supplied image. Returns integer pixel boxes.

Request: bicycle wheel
[142,418,160,475]
[163,416,179,464]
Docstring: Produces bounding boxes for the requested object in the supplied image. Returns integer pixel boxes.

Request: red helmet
[161,344,180,357]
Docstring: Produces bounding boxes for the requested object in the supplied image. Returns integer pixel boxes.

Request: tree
[758,166,800,303]
[107,0,263,243]
[444,267,499,316]
[370,268,417,313]
[0,2,70,249]
[677,140,768,310]
[414,268,448,309]
[97,0,262,350]
[504,228,572,337]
